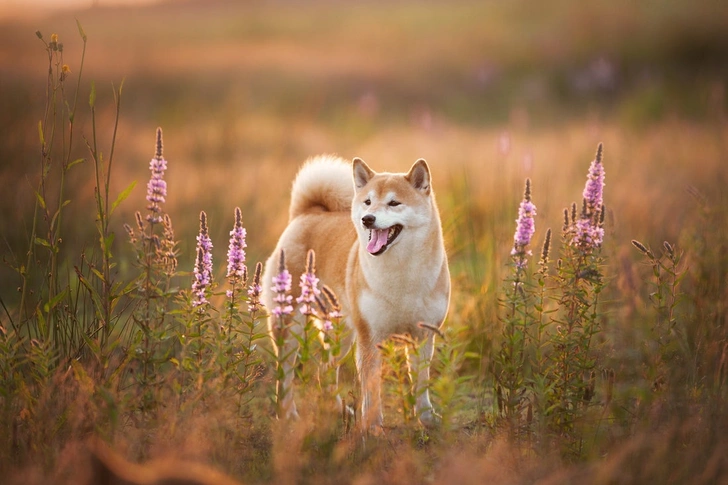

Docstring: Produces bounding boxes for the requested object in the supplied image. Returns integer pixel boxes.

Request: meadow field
[1,0,728,483]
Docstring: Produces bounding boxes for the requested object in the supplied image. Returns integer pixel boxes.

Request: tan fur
[262,155,450,430]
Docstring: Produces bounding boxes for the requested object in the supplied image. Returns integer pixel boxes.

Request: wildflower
[582,143,605,219]
[271,250,293,318]
[60,64,71,81]
[571,217,604,249]
[192,248,210,309]
[511,178,537,267]
[247,262,263,314]
[568,143,606,252]
[226,207,247,283]
[192,211,213,309]
[146,127,168,223]
[296,250,320,316]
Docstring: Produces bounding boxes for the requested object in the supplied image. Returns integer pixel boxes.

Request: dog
[261,155,450,431]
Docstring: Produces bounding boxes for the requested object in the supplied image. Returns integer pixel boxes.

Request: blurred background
[1,0,727,316]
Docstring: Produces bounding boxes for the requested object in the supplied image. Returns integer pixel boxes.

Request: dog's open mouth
[366,224,403,256]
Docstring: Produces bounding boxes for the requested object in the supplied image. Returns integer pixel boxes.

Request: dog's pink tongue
[366,229,388,254]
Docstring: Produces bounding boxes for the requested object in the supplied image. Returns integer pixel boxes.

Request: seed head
[247,262,263,314]
[540,228,552,266]
[631,239,652,257]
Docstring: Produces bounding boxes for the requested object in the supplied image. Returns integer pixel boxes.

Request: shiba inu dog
[262,155,450,431]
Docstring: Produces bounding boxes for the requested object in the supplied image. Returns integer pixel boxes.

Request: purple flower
[511,179,536,267]
[582,143,605,218]
[570,215,605,250]
[192,211,213,309]
[569,144,606,252]
[192,247,210,308]
[146,127,168,223]
[226,207,247,282]
[272,250,293,317]
[296,250,320,316]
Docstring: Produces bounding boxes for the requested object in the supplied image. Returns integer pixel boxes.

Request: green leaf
[110,181,136,216]
[104,233,115,256]
[76,19,87,42]
[90,267,105,282]
[75,268,104,318]
[80,332,101,360]
[34,191,46,210]
[67,158,85,170]
[38,121,45,146]
[89,81,96,108]
[36,307,46,337]
[34,237,51,248]
[43,288,68,313]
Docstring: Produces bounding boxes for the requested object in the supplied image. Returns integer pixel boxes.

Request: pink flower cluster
[192,212,213,309]
[511,179,536,268]
[569,144,606,251]
[146,127,167,224]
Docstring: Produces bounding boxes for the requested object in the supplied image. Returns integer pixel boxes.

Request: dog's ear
[353,157,375,189]
[405,159,431,195]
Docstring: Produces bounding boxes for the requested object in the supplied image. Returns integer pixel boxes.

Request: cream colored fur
[262,155,450,431]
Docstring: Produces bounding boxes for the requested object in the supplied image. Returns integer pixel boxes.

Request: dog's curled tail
[289,154,353,221]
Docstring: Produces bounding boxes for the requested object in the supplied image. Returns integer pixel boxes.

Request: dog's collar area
[366,224,403,255]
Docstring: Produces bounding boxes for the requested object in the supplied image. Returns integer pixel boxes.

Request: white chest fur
[356,250,448,343]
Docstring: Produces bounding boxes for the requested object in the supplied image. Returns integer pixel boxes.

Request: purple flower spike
[296,250,321,316]
[192,211,213,309]
[146,127,168,223]
[511,179,537,267]
[569,144,606,252]
[571,218,605,249]
[582,143,605,219]
[272,250,293,318]
[226,207,247,283]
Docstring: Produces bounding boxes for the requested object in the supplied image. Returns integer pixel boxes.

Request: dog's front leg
[357,338,383,433]
[407,331,440,428]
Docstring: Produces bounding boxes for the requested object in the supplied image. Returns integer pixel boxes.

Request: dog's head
[351,158,434,257]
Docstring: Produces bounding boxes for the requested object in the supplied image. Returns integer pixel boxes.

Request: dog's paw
[418,409,442,429]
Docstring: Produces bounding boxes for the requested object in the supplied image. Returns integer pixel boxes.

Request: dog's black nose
[362,214,376,228]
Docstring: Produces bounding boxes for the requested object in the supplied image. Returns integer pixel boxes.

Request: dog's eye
[388,200,401,207]
[364,199,371,206]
